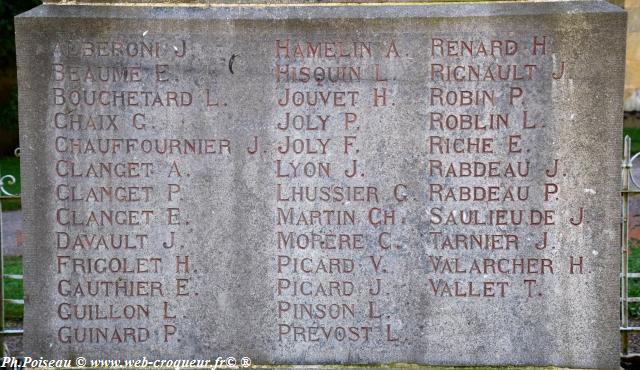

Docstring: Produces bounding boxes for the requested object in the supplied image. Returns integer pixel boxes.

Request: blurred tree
[0,0,40,156]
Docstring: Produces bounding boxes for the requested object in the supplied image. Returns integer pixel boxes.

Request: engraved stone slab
[16,1,625,367]
[41,0,602,4]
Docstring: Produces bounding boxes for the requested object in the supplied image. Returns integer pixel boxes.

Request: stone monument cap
[42,0,591,5]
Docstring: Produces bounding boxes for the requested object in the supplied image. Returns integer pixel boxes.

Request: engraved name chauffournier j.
[14,1,625,368]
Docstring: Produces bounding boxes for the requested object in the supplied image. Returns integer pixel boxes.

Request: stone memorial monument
[15,0,626,368]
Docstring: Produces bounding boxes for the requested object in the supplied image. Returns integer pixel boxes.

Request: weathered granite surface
[41,0,598,5]
[16,1,625,368]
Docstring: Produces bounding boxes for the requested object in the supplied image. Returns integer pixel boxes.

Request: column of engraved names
[272,38,401,344]
[424,34,585,298]
[49,37,203,346]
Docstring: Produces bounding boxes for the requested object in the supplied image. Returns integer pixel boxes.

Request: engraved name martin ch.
[15,0,625,368]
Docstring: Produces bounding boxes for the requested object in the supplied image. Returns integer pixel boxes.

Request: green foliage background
[0,1,40,68]
[0,1,41,157]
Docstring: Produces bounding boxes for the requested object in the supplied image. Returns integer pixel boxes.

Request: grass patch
[0,156,21,211]
[0,197,20,212]
[0,156,20,192]
[2,256,22,321]
[629,241,640,317]
[0,157,23,321]
[624,127,640,155]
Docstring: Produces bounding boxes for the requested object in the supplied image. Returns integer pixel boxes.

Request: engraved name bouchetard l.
[48,34,586,346]
[51,38,230,345]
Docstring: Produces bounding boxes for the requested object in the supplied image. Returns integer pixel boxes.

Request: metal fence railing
[0,147,23,356]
